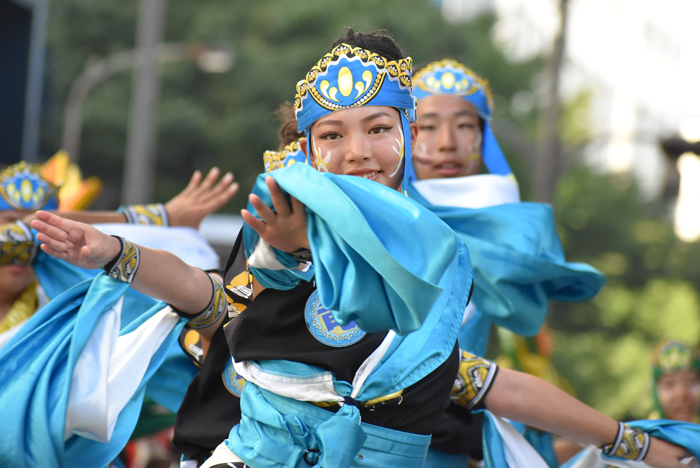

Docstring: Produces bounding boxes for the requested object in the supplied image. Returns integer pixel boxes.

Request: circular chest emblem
[222,358,246,398]
[305,289,366,348]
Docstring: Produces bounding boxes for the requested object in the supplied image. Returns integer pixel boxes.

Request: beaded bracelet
[103,236,140,284]
[601,422,650,462]
[120,203,169,226]
[177,273,228,329]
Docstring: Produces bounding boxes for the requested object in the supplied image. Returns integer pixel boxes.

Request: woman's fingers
[30,219,65,239]
[266,177,292,217]
[249,194,278,226]
[36,232,75,252]
[241,209,267,235]
[198,167,220,192]
[39,240,71,259]
[182,170,202,195]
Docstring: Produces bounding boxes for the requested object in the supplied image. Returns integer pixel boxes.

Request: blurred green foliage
[551,167,700,420]
[40,0,540,209]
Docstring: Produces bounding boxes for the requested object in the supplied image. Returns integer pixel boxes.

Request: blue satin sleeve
[407,186,605,337]
[242,163,465,335]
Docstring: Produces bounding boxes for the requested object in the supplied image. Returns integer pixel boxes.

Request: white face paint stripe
[312,136,330,172]
[389,121,404,178]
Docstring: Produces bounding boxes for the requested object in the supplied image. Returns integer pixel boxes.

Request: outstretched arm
[485,368,692,468]
[31,211,212,316]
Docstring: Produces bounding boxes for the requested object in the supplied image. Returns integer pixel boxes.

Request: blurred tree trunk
[534,0,568,203]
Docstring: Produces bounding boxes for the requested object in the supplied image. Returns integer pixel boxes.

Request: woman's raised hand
[165,167,239,229]
[241,177,309,254]
[31,211,121,269]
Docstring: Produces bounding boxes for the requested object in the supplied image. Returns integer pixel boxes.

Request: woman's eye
[417,125,436,131]
[320,132,341,140]
[369,125,392,134]
[458,123,477,129]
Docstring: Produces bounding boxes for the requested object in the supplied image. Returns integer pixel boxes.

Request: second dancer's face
[308,106,417,191]
[657,370,700,422]
[413,95,482,180]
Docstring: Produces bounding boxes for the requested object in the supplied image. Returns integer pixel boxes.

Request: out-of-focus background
[3,0,700,422]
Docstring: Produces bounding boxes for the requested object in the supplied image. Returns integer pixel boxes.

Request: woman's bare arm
[31,210,213,317]
[485,368,692,468]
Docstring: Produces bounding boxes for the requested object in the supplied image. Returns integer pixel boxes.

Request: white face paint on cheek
[312,137,330,172]
[389,121,404,178]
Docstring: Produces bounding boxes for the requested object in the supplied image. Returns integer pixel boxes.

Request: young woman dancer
[32,30,693,468]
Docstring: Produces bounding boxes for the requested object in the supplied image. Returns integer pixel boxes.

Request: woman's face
[307,106,417,191]
[657,370,700,422]
[413,95,482,180]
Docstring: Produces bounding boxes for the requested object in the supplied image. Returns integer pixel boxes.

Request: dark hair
[274,102,303,149]
[330,28,405,61]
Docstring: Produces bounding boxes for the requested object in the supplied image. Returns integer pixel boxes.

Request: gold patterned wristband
[103,236,140,283]
[179,273,228,329]
[451,350,498,409]
[601,422,650,462]
[121,203,169,226]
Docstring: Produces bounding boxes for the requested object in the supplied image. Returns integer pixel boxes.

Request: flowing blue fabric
[244,163,467,336]
[407,186,605,337]
[229,385,431,468]
[234,163,473,466]
[32,246,198,414]
[0,274,187,468]
[457,309,492,356]
[481,411,511,467]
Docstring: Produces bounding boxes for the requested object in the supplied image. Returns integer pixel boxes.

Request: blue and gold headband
[411,59,512,178]
[263,139,308,173]
[0,161,59,212]
[294,43,416,187]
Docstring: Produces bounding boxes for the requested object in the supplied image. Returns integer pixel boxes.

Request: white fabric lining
[490,414,549,467]
[233,328,398,406]
[412,174,520,209]
[248,238,309,272]
[64,301,180,442]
